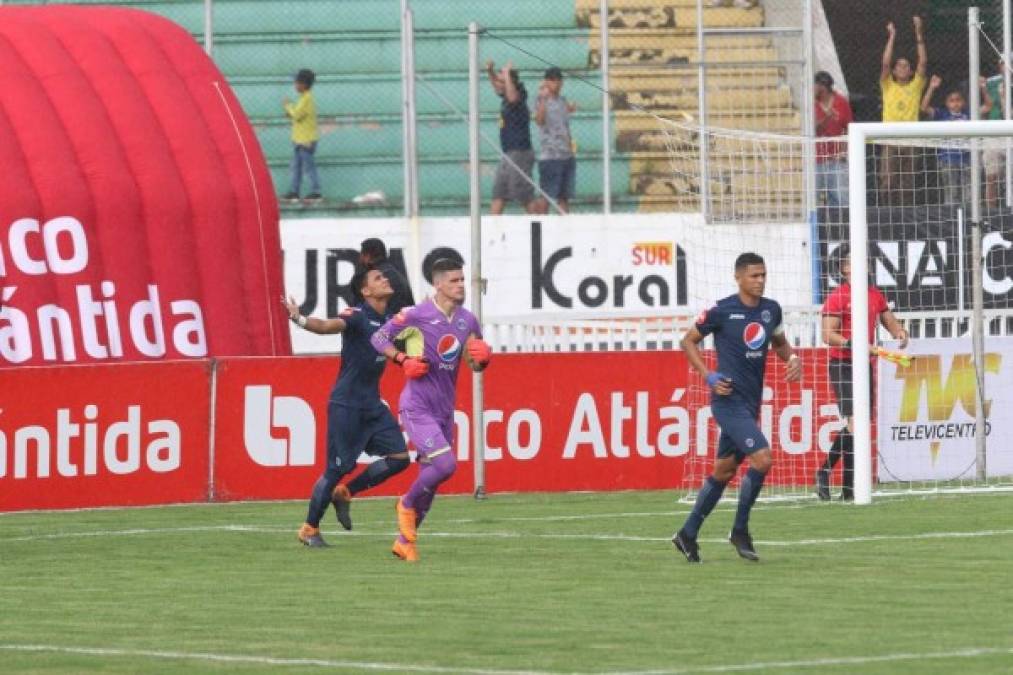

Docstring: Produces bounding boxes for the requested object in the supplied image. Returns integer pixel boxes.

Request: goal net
[659,117,1013,503]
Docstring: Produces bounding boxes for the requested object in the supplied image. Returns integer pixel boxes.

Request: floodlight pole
[203,0,213,56]
[468,22,487,500]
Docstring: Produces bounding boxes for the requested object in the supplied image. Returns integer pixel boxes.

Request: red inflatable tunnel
[0,6,290,366]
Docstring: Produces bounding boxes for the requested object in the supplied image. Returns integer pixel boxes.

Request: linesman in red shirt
[819,256,908,500]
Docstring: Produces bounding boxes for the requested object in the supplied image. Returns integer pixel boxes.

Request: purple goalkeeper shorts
[400,407,455,458]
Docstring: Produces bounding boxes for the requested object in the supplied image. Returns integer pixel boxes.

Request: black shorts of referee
[829,357,874,418]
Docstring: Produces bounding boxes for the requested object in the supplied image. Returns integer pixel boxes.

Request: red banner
[212,351,839,501]
[1,350,842,510]
[0,361,210,510]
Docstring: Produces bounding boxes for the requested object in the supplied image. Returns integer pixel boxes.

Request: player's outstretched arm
[821,314,848,348]
[771,333,802,382]
[283,295,346,334]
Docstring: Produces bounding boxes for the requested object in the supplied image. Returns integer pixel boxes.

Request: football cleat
[729,529,759,561]
[297,523,330,548]
[672,529,701,563]
[395,497,418,543]
[815,470,831,501]
[391,538,419,562]
[331,484,353,531]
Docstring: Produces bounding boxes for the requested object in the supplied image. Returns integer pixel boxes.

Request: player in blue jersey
[371,258,492,562]
[673,252,802,563]
[286,265,411,547]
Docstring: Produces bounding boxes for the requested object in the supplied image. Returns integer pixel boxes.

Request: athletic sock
[347,456,410,496]
[840,432,855,495]
[733,468,767,533]
[821,433,845,472]
[305,474,338,528]
[682,476,726,539]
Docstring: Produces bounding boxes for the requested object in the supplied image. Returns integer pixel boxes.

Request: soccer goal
[848,120,1013,504]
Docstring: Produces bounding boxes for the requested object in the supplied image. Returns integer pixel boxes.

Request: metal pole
[1005,0,1012,207]
[468,22,487,500]
[696,0,710,221]
[600,0,611,214]
[406,8,420,217]
[203,0,213,57]
[400,1,412,217]
[970,8,988,481]
[802,0,815,217]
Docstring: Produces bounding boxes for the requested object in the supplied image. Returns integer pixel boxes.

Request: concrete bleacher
[8,0,801,217]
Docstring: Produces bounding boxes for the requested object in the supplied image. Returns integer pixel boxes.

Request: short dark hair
[544,66,563,80]
[734,252,765,271]
[814,70,834,89]
[431,257,463,278]
[295,69,315,88]
[349,263,376,303]
[359,238,387,260]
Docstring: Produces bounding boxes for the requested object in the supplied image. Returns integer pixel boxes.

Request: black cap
[544,66,563,80]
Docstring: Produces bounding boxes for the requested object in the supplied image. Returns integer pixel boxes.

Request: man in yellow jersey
[282,68,322,204]
[879,16,927,206]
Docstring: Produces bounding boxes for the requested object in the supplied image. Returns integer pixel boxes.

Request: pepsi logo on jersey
[743,322,766,351]
[437,334,462,363]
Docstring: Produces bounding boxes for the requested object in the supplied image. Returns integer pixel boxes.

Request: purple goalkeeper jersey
[371,299,482,418]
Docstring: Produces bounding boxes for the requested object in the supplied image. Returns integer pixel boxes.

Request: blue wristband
[705,372,728,388]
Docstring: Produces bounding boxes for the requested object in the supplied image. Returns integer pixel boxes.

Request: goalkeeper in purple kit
[371,258,492,562]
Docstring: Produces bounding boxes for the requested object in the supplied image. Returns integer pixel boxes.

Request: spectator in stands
[359,238,415,314]
[534,67,577,214]
[814,71,853,208]
[920,75,992,206]
[879,16,927,206]
[486,60,537,215]
[282,68,322,204]
[985,59,1007,207]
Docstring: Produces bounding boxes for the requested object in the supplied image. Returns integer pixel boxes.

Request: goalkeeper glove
[466,337,492,366]
[393,352,429,379]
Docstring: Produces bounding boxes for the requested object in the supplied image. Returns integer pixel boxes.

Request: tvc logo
[895,353,1001,421]
[243,385,316,466]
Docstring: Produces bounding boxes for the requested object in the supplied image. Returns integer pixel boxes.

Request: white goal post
[848,120,1013,505]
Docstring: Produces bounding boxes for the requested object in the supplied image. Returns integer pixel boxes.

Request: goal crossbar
[848,120,1013,504]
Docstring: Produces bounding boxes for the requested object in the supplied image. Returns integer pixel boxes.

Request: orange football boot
[391,538,419,562]
[395,497,418,542]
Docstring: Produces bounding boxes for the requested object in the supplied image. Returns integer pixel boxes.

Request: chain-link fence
[4,0,1011,219]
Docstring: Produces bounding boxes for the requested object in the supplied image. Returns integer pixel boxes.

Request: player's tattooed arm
[283,295,347,334]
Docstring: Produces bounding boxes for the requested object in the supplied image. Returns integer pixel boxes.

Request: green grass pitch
[1,490,1011,674]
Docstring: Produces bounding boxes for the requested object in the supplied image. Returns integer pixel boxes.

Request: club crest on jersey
[437,334,462,362]
[743,322,766,350]
[456,319,467,330]
[761,309,772,323]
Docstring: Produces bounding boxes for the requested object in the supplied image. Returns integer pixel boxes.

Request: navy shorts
[713,405,769,461]
[326,401,406,472]
[539,156,576,200]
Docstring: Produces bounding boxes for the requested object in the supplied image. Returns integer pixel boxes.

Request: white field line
[0,643,1010,675]
[4,524,1013,547]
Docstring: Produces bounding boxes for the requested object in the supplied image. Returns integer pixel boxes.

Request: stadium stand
[7,0,800,216]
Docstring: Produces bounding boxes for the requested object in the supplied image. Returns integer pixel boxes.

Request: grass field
[1,490,1012,674]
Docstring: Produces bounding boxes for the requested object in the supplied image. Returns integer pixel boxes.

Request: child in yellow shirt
[282,69,321,203]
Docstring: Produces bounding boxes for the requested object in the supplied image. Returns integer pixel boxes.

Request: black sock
[305,470,341,528]
[347,456,410,496]
[822,433,844,472]
[840,433,854,494]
